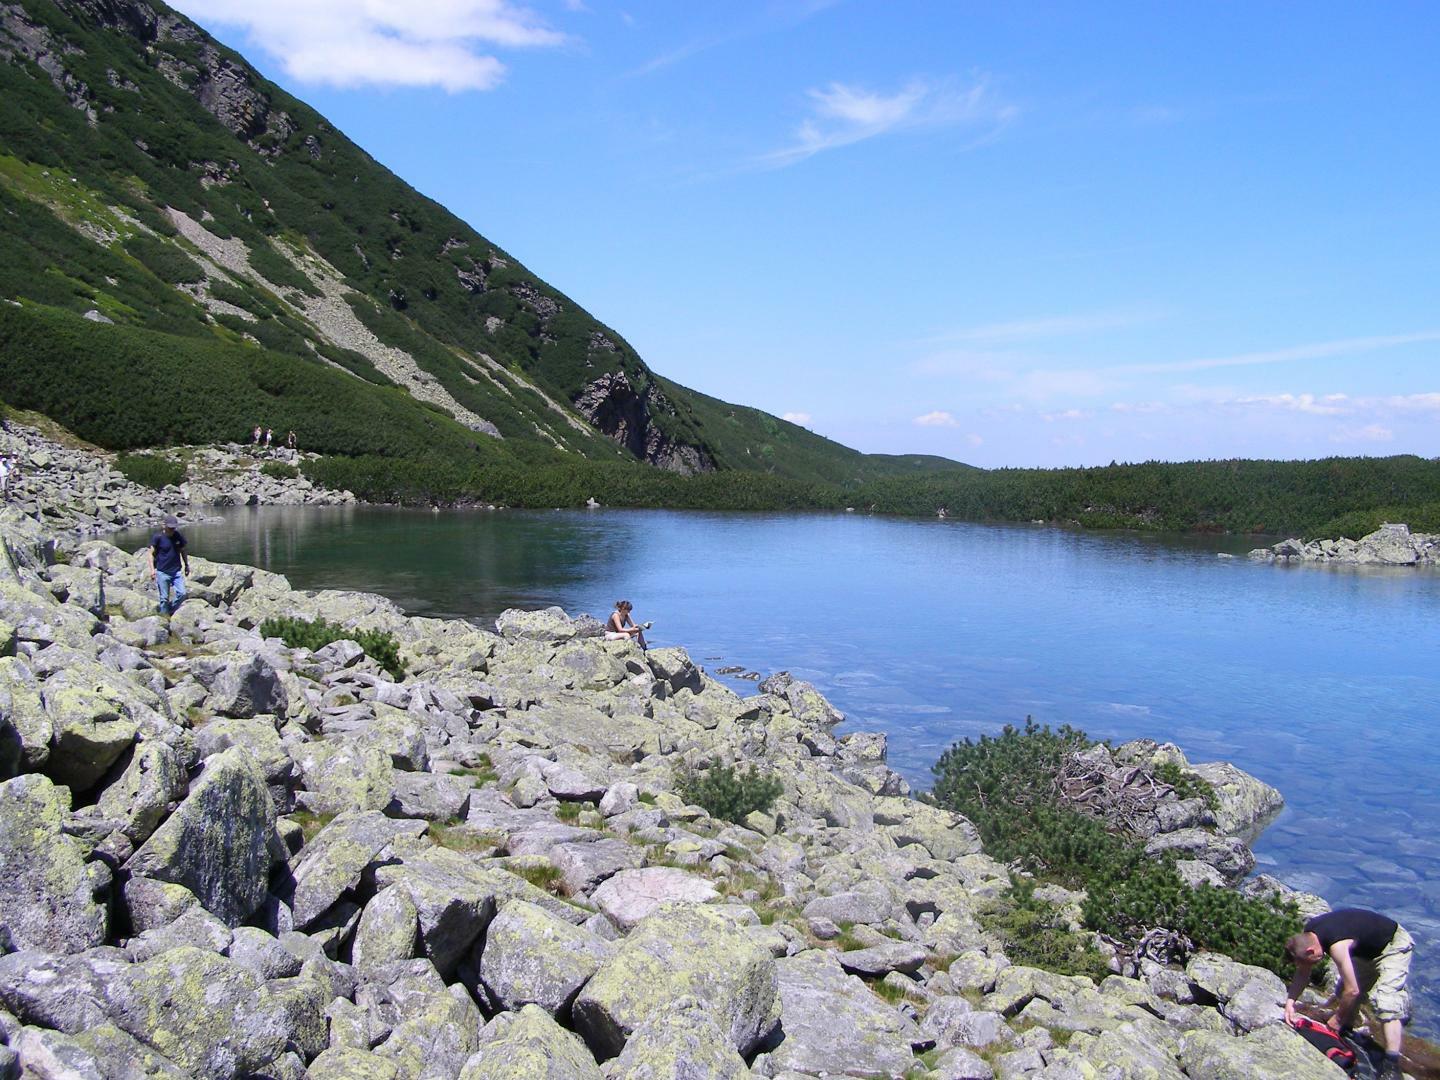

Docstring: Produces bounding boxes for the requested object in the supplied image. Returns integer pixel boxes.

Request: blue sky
[169,0,1440,467]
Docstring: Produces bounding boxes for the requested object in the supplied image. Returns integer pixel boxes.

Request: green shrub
[259,615,407,680]
[114,452,186,489]
[981,879,1113,981]
[122,234,204,285]
[261,461,299,481]
[931,720,1301,976]
[1153,760,1219,811]
[677,763,783,824]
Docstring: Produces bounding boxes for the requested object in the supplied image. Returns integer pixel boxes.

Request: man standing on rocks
[147,514,191,616]
[1286,906,1413,1078]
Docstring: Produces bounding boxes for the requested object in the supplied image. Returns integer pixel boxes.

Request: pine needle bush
[677,763,783,824]
[260,461,300,480]
[115,452,186,489]
[260,615,407,681]
[931,719,1300,976]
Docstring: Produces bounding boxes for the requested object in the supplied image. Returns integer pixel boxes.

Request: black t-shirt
[151,530,187,574]
[1305,908,1398,960]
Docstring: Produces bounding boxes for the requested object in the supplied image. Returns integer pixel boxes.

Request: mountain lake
[116,505,1440,1035]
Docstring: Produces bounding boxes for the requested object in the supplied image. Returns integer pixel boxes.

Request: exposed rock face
[0,511,1364,1080]
[573,371,716,475]
[1249,523,1440,566]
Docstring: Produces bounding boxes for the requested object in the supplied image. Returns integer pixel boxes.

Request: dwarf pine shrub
[931,719,1300,976]
[677,763,783,824]
[115,452,186,489]
[260,461,300,481]
[260,615,407,681]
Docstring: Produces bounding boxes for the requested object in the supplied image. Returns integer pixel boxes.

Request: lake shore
[3,501,1430,1079]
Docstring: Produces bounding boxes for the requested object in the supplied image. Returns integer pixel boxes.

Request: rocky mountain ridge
[0,500,1400,1078]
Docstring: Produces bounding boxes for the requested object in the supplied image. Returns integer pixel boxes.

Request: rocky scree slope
[0,512,1375,1079]
[0,0,961,484]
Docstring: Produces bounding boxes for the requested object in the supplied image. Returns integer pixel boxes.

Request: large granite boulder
[127,746,277,926]
[374,977,484,1080]
[0,774,108,952]
[460,1004,603,1080]
[1185,953,1287,1032]
[95,740,187,846]
[1178,1024,1347,1078]
[40,683,139,790]
[10,1023,188,1078]
[495,607,577,642]
[0,656,50,770]
[1186,761,1284,838]
[756,949,919,1078]
[293,737,396,816]
[479,899,610,1017]
[0,948,130,1032]
[287,810,428,929]
[592,867,720,932]
[1143,828,1254,882]
[205,652,291,719]
[573,904,780,1060]
[604,1006,751,1080]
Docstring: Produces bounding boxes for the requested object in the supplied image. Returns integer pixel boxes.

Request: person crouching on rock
[605,600,650,651]
[1286,906,1413,1078]
[147,514,191,617]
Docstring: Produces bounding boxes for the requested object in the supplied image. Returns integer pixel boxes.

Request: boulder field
[1249,522,1440,566]
[0,508,1357,1080]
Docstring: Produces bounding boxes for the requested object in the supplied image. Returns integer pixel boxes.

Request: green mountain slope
[0,0,966,483]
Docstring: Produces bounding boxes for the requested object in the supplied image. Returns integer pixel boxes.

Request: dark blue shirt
[151,530,187,574]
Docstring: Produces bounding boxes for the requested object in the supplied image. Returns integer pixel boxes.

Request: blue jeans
[156,570,186,614]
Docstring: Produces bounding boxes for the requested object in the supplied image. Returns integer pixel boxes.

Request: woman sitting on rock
[605,600,650,651]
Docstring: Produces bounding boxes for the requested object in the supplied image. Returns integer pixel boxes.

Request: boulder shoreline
[0,503,1402,1080]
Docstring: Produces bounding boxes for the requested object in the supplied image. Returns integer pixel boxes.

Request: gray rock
[374,979,483,1080]
[125,907,233,961]
[604,1006,751,1079]
[758,950,918,1078]
[495,607,577,642]
[1186,953,1287,1032]
[288,811,427,930]
[801,888,893,927]
[0,774,108,953]
[121,875,200,934]
[836,942,927,977]
[387,770,471,821]
[461,1004,603,1079]
[371,849,510,977]
[94,740,187,846]
[12,1022,188,1078]
[206,653,290,719]
[1178,1024,1347,1078]
[479,899,610,1017]
[1143,828,1254,882]
[41,682,138,791]
[351,886,419,979]
[228,926,303,980]
[1187,761,1284,838]
[127,746,277,926]
[0,949,130,1033]
[309,1047,401,1080]
[549,838,644,896]
[591,868,720,932]
[574,904,779,1060]
[930,1045,995,1079]
[293,737,396,816]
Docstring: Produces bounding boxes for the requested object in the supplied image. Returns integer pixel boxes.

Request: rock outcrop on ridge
[1249,523,1440,566]
[0,510,1364,1079]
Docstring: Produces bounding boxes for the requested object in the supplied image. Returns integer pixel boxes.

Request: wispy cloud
[914,410,960,428]
[169,0,567,92]
[1233,392,1349,416]
[782,411,812,426]
[922,307,1166,346]
[1111,331,1440,377]
[757,76,1015,169]
[626,0,838,78]
[1332,424,1394,443]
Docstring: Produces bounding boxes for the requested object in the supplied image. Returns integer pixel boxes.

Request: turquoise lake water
[117,505,1440,1033]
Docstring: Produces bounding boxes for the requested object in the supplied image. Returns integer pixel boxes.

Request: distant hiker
[605,600,650,651]
[252,425,262,445]
[1286,907,1413,1077]
[264,428,274,448]
[286,429,296,450]
[0,456,10,498]
[147,514,191,617]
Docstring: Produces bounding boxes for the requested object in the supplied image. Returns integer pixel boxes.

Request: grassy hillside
[0,0,963,480]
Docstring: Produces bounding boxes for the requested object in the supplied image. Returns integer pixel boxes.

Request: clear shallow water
[118,506,1440,1033]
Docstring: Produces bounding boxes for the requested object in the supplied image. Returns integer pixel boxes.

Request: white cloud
[965,432,984,447]
[782,411,812,426]
[914,410,960,428]
[923,307,1166,346]
[169,0,567,91]
[1041,408,1092,422]
[1332,424,1394,443]
[1110,401,1170,414]
[758,76,1014,168]
[1234,392,1349,416]
[1113,331,1440,377]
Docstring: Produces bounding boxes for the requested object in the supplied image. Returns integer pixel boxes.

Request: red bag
[1291,1017,1359,1073]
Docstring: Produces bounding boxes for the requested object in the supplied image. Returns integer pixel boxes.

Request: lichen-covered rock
[293,737,396,816]
[591,867,720,932]
[287,811,427,930]
[1185,953,1286,1032]
[0,949,130,1033]
[205,652,291,719]
[1187,761,1284,838]
[309,1046,401,1080]
[194,714,295,810]
[871,796,982,861]
[574,904,779,1060]
[1143,828,1254,883]
[461,1004,603,1080]
[12,1022,189,1078]
[102,946,288,1078]
[351,885,420,978]
[40,683,139,790]
[479,899,610,1017]
[1178,1024,1347,1079]
[125,906,232,962]
[495,607,577,642]
[94,740,187,846]
[1066,1023,1186,1078]
[0,774,108,952]
[548,838,643,896]
[122,875,200,934]
[836,942,927,978]
[126,746,277,926]
[0,656,49,770]
[371,849,510,977]
[604,1006,751,1080]
[756,949,918,1078]
[374,979,483,1080]
[388,770,472,821]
